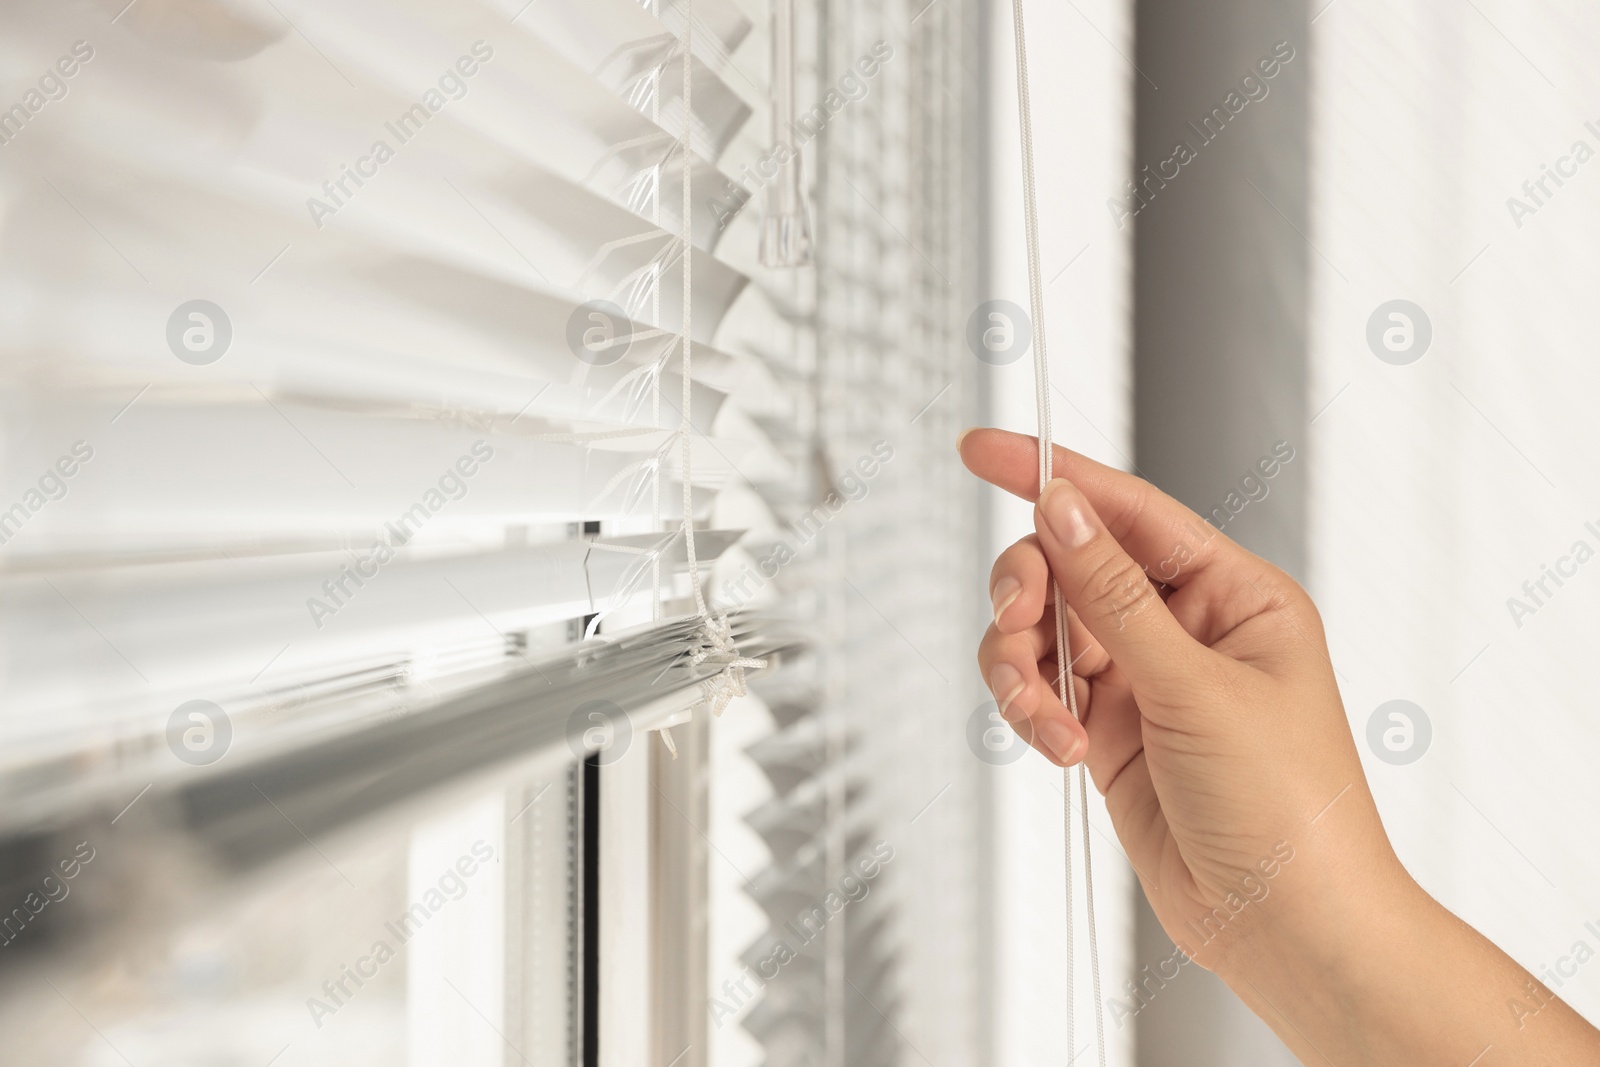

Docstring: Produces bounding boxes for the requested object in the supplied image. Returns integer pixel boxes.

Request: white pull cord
[1010,1,1107,1063]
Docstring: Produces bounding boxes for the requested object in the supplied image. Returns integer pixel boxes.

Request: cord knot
[689,613,766,717]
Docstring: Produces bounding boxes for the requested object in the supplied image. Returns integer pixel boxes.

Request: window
[0,0,1027,1063]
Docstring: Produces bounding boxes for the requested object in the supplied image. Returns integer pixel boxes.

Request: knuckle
[991,535,1044,586]
[1252,566,1324,633]
[976,624,1003,671]
[1076,551,1154,627]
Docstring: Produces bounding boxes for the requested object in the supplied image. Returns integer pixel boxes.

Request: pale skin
[961,427,1600,1066]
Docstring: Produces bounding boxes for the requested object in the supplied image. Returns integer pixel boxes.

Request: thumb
[1034,477,1210,704]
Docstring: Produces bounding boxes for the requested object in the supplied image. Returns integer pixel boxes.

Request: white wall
[1310,0,1600,1028]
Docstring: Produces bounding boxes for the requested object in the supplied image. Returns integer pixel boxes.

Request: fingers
[983,534,1120,771]
[977,625,1089,767]
[959,427,1261,589]
[978,552,1163,799]
[1033,477,1218,708]
[989,536,1113,675]
[990,536,1047,632]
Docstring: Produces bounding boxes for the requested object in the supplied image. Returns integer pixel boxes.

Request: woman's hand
[965,426,1395,973]
[962,427,1600,1065]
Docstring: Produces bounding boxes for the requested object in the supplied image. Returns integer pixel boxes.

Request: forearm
[1223,868,1600,1065]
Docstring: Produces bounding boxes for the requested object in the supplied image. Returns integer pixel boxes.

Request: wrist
[1214,844,1443,1058]
[1208,843,1600,1065]
[1225,846,1425,982]
[1216,844,1433,1011]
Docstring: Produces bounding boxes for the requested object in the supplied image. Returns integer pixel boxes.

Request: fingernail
[989,663,1026,720]
[990,576,1022,625]
[1038,478,1096,548]
[956,427,977,454]
[1037,717,1083,765]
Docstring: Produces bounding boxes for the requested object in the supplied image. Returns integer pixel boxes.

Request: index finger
[957,426,1248,588]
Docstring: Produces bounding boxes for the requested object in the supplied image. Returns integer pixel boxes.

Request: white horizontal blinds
[713,0,990,1064]
[875,6,999,1061]
[695,3,841,1064]
[696,5,832,1066]
[815,0,977,1059]
[0,0,768,783]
